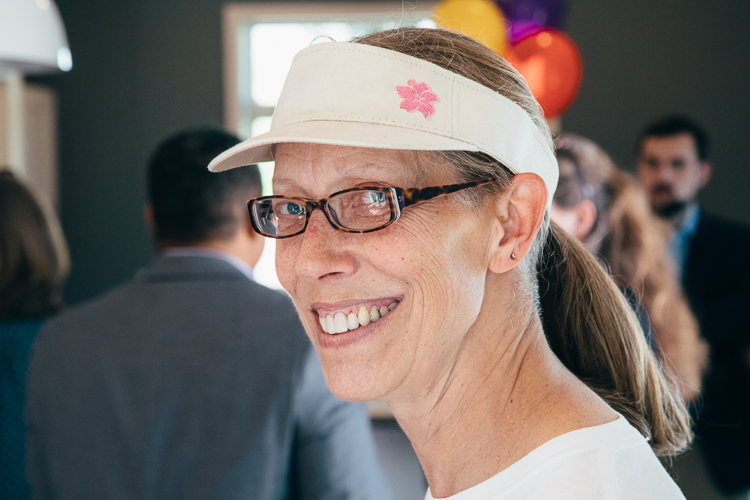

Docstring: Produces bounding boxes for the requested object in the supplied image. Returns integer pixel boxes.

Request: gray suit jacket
[25,256,391,500]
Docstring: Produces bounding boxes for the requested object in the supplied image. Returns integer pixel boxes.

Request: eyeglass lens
[252,199,306,237]
[327,190,391,230]
[251,189,394,237]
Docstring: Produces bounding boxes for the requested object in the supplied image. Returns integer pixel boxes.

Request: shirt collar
[160,247,254,281]
[677,203,700,240]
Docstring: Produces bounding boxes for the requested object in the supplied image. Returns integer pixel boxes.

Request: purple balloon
[495,0,568,42]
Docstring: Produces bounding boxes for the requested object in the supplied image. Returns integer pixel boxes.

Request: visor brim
[208,120,481,173]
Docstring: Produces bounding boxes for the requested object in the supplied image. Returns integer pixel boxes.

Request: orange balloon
[505,29,583,119]
[433,0,509,56]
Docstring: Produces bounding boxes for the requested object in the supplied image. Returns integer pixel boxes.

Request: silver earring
[511,253,517,259]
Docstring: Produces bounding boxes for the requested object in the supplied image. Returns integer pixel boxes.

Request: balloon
[495,0,568,42]
[505,29,583,119]
[433,0,509,55]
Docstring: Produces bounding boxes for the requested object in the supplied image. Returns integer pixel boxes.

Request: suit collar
[135,255,250,283]
[160,247,254,280]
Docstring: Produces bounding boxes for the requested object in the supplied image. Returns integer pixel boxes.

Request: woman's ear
[573,199,597,241]
[551,200,597,242]
[487,173,547,274]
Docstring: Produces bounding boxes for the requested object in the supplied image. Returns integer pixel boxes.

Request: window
[223,2,435,289]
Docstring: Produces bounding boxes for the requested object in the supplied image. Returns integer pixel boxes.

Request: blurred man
[25,128,391,500]
[637,116,750,499]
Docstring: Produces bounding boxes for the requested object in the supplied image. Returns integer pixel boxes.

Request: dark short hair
[636,115,710,161]
[147,128,262,244]
[0,170,69,320]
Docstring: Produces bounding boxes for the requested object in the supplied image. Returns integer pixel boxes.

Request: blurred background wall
[29,0,750,305]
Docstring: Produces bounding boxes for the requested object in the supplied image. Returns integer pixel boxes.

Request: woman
[551,134,707,402]
[210,28,690,498]
[0,170,69,499]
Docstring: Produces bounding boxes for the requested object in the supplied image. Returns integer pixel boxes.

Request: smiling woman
[209,28,691,500]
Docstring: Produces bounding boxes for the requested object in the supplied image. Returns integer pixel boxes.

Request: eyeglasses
[247,178,496,239]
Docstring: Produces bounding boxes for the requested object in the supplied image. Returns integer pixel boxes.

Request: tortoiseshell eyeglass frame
[247,177,497,239]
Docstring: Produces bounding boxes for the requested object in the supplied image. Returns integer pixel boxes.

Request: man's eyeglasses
[247,178,496,239]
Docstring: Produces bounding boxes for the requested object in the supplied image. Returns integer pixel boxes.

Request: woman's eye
[360,191,387,205]
[370,192,387,203]
[278,201,305,216]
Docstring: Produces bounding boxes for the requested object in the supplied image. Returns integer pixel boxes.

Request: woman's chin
[319,360,395,402]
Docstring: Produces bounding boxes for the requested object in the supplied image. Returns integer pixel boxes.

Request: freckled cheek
[275,239,300,291]
[274,239,320,341]
[383,225,470,307]
[363,226,430,279]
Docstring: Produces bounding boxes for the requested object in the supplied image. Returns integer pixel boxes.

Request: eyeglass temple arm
[400,178,496,208]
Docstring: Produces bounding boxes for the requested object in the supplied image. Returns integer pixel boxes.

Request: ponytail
[538,222,692,456]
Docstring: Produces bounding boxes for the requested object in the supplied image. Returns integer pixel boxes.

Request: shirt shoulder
[32,265,309,381]
[41,266,300,336]
[426,417,684,500]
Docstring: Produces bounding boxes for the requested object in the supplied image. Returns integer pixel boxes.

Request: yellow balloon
[433,0,509,55]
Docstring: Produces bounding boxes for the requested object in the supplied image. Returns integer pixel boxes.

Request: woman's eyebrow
[271,177,296,190]
[273,176,387,195]
[272,159,421,197]
[275,166,413,188]
[272,163,381,188]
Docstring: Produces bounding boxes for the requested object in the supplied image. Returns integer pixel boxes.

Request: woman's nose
[292,209,359,281]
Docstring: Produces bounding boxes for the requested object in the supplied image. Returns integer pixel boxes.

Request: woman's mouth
[315,300,400,335]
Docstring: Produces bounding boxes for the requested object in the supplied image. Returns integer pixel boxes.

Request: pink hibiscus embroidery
[396,80,440,118]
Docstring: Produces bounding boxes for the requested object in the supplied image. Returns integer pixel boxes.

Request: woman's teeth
[318,302,398,334]
[358,307,370,326]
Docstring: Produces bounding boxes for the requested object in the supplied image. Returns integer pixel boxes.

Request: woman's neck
[387,287,616,498]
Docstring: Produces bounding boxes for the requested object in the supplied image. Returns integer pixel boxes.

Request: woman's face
[551,157,598,242]
[273,144,497,402]
[550,203,581,236]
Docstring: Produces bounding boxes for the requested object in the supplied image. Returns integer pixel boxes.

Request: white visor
[209,41,558,208]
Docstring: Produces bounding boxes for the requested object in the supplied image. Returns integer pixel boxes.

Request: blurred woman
[0,170,69,499]
[551,134,707,401]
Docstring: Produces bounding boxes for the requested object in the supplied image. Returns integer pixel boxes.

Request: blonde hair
[554,133,707,401]
[355,27,692,456]
[0,170,69,319]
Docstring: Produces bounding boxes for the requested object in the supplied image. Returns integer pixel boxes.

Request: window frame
[221,1,436,136]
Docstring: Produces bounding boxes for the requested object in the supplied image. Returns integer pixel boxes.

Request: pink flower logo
[396,80,440,118]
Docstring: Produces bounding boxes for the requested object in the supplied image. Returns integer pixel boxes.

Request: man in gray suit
[25,128,391,500]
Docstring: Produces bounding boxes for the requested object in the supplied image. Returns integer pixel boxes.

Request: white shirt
[161,247,254,281]
[425,415,684,500]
